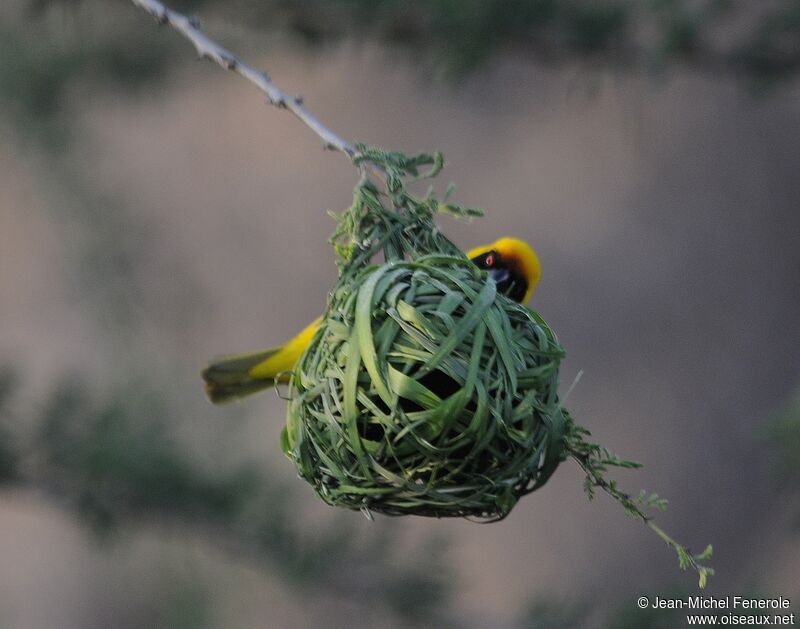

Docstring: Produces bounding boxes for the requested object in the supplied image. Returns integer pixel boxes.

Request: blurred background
[1,1,799,627]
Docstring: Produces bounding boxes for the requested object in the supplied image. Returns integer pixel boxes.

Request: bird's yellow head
[467,237,541,303]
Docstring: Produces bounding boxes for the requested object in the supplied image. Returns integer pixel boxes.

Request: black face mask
[471,251,529,303]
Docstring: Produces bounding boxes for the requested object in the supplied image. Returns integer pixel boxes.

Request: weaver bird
[203,237,541,404]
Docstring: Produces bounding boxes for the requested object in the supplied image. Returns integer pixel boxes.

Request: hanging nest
[284,255,566,519]
[281,148,568,520]
[276,147,712,584]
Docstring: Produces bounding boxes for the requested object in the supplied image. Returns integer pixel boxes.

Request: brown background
[1,8,799,628]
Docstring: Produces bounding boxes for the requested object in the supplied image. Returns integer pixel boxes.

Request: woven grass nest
[277,147,712,585]
[284,255,566,520]
[281,148,568,520]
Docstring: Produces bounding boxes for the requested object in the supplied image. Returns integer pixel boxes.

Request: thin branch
[571,453,715,588]
[129,0,385,179]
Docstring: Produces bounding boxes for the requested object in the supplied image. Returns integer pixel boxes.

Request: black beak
[488,267,510,286]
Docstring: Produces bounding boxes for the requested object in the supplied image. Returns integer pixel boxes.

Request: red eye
[485,254,494,267]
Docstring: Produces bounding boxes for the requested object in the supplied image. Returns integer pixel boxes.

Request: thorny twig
[129,0,386,180]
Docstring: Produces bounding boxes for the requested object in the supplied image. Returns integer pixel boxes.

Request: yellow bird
[202,237,541,404]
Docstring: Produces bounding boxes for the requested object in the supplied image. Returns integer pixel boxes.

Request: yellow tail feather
[202,317,322,404]
[202,347,287,404]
